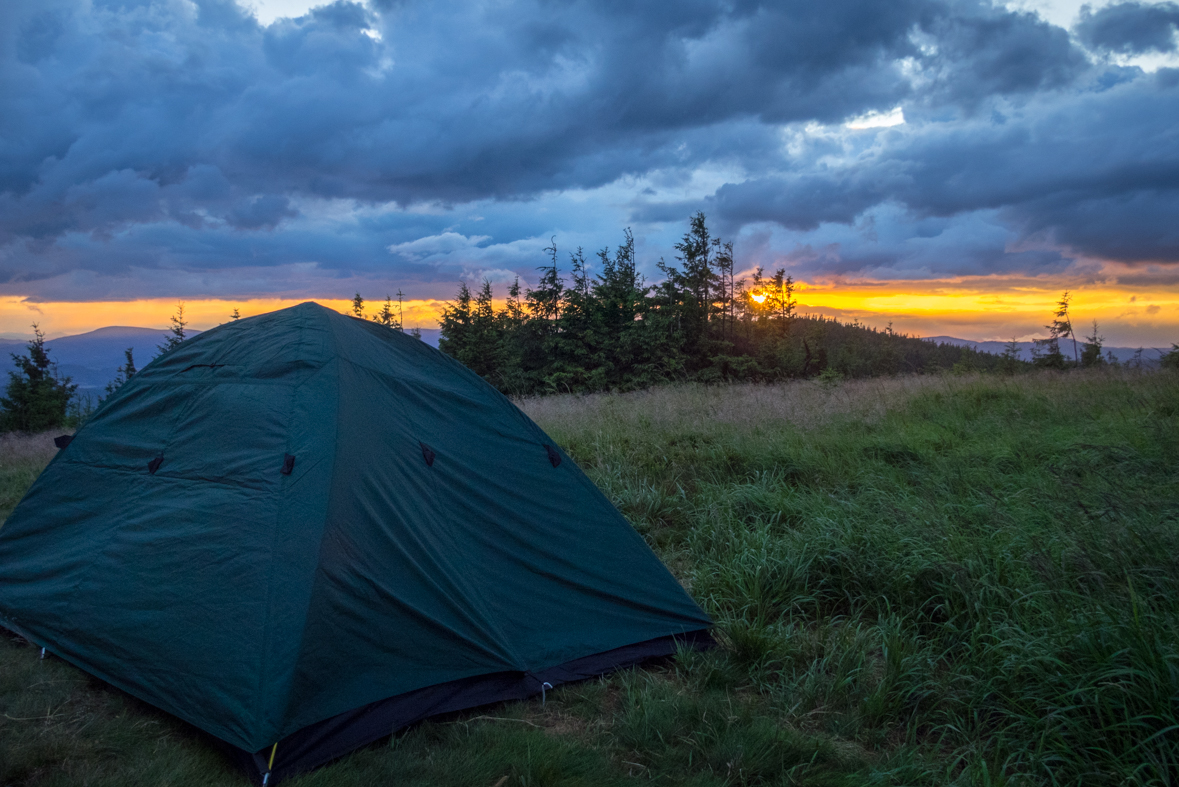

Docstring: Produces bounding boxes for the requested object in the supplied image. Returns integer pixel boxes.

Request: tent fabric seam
[254,307,311,747]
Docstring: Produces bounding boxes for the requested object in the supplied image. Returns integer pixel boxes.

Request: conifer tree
[351,293,365,319]
[527,238,564,323]
[103,348,138,400]
[437,282,474,365]
[1080,320,1105,367]
[468,280,502,379]
[0,325,77,433]
[231,308,241,321]
[767,269,796,328]
[157,303,187,356]
[1032,292,1078,369]
[668,212,721,355]
[675,212,718,315]
[503,277,525,327]
[375,295,398,329]
[999,338,1021,375]
[1161,344,1179,370]
[714,239,735,338]
[590,229,654,386]
[1051,291,1077,365]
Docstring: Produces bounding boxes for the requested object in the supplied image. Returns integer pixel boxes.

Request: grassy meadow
[2,370,1178,786]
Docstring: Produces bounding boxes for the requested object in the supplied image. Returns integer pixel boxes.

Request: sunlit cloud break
[845,107,906,130]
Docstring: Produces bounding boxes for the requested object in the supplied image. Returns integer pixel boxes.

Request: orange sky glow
[2,276,1176,349]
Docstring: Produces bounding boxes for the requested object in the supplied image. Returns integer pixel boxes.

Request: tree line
[1,215,1176,432]
[436,213,1098,395]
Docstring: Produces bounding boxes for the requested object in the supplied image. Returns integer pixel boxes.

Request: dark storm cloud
[710,66,1179,267]
[916,4,1088,107]
[0,0,1173,296]
[1076,2,1179,54]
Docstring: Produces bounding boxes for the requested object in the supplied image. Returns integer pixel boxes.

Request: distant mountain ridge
[0,325,442,392]
[925,337,1167,366]
[0,327,202,392]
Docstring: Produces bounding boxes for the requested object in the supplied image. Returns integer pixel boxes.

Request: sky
[2,0,1178,346]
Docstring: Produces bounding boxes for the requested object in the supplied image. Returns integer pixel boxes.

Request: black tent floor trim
[228,629,714,785]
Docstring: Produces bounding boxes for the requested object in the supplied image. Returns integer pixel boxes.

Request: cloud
[1075,2,1179,55]
[389,230,550,284]
[227,195,298,229]
[387,232,492,261]
[707,67,1179,270]
[0,0,1173,304]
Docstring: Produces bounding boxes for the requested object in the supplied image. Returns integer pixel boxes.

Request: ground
[2,370,1177,786]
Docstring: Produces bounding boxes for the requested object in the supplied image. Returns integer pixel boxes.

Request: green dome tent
[0,302,711,784]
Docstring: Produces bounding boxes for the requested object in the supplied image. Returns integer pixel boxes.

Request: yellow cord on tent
[268,743,278,769]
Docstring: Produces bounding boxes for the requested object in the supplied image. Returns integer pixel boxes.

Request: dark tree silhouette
[157,303,188,356]
[0,325,77,433]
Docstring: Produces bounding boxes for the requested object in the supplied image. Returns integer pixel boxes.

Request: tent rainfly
[0,302,712,784]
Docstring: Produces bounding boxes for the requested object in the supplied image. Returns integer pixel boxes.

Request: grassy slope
[2,371,1177,786]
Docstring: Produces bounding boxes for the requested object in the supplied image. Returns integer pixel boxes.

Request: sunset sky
[2,0,1177,346]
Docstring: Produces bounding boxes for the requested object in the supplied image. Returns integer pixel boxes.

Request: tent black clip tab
[148,456,163,475]
[420,442,435,467]
[53,435,72,449]
[281,454,295,475]
[545,445,561,468]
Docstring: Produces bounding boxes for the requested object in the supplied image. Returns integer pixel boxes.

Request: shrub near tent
[0,302,711,785]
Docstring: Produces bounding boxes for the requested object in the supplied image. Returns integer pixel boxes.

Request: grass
[2,369,1178,785]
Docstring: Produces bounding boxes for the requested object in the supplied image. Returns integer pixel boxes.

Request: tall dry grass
[0,432,63,522]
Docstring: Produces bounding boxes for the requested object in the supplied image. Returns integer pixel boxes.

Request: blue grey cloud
[705,66,1179,268]
[1076,2,1179,55]
[0,0,1174,301]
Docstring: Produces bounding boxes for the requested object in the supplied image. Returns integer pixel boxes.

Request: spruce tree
[375,296,398,329]
[999,338,1021,375]
[666,212,721,358]
[1033,293,1074,369]
[157,303,187,356]
[464,280,505,380]
[714,239,735,338]
[0,325,77,433]
[1161,345,1179,371]
[351,293,365,319]
[1051,291,1078,365]
[1080,320,1105,368]
[437,282,474,364]
[103,348,138,400]
[495,277,528,391]
[767,269,796,328]
[527,238,564,323]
